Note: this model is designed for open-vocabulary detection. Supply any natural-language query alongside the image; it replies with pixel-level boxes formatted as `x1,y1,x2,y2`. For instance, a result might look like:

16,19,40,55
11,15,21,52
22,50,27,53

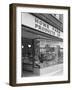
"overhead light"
22,45,24,48
28,44,31,48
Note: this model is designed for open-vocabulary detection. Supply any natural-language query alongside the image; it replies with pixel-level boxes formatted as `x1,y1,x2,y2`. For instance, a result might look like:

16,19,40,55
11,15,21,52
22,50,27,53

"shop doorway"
22,38,35,76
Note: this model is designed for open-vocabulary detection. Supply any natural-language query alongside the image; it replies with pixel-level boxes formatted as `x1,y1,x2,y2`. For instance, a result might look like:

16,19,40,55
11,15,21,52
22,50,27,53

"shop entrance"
22,38,34,58
22,38,35,76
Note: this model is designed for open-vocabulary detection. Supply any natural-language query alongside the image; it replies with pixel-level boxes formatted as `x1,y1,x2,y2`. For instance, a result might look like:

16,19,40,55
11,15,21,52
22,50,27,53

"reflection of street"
40,63,63,76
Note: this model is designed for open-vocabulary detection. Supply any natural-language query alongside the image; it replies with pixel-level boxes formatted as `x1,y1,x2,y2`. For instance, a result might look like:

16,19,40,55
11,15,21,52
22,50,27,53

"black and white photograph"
21,13,63,77
9,4,70,86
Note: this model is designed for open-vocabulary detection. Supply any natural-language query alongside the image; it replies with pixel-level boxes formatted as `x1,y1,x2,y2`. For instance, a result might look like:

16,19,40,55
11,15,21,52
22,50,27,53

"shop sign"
22,13,62,38
35,17,60,37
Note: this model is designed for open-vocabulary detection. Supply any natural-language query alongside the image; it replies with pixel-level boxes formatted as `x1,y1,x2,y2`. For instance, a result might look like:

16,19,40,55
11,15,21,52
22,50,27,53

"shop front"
21,13,63,77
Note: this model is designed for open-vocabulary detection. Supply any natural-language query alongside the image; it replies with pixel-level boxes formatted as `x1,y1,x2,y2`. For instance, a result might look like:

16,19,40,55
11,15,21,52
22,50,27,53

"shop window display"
21,36,63,76
34,39,63,68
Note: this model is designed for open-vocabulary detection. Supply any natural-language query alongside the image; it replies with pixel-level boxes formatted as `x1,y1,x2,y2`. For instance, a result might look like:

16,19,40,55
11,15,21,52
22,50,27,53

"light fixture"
22,45,24,48
28,44,31,48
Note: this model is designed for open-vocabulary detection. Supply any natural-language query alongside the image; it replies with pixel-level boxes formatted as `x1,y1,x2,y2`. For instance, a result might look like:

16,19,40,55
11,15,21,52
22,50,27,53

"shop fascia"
22,13,63,39
35,17,62,38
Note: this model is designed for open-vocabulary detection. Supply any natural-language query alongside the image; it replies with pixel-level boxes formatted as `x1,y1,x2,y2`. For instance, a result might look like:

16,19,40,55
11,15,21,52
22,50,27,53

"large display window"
34,39,63,68
21,27,63,77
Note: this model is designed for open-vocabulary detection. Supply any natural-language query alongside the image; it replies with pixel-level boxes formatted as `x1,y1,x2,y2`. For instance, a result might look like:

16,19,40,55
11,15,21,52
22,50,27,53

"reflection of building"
21,13,63,77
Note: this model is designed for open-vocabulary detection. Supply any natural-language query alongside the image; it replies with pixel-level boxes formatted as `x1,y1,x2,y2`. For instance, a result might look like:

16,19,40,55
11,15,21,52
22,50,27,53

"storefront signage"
35,18,55,36
22,13,63,38
35,17,60,37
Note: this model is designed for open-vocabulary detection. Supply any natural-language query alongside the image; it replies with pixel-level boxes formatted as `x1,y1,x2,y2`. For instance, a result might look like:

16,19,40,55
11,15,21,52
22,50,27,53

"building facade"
21,13,63,77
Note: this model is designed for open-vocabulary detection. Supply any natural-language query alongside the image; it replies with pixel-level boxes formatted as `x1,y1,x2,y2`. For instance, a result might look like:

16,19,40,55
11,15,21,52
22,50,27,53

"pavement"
22,63,63,77
40,63,63,76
